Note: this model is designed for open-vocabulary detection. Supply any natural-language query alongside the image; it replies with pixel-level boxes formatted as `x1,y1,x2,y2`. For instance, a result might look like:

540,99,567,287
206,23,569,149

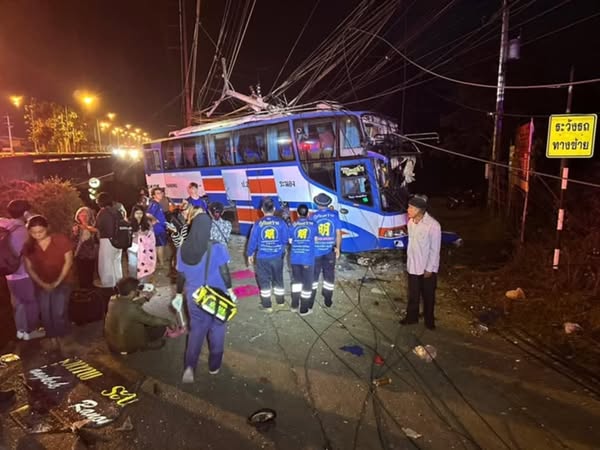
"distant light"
130,149,140,160
277,137,291,144
107,112,116,121
10,95,23,108
88,177,101,188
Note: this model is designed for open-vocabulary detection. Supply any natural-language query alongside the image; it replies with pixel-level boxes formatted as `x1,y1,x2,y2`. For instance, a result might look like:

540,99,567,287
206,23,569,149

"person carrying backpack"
0,200,44,340
96,192,125,288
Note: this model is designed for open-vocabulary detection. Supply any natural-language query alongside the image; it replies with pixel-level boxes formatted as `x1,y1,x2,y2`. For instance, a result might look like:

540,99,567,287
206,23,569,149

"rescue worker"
288,204,317,315
310,193,342,308
247,197,289,312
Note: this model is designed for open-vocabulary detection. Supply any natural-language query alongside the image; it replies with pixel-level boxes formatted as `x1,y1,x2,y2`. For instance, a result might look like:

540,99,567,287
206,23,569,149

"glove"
227,288,237,303
171,293,184,312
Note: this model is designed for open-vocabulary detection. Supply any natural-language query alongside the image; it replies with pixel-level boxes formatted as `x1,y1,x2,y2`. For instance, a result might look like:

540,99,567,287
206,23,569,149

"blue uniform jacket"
289,217,316,266
247,215,289,259
311,209,342,257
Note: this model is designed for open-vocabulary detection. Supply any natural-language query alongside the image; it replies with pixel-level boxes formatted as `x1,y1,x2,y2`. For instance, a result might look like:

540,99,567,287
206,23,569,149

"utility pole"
5,115,14,153
488,0,510,209
553,66,575,271
179,0,192,126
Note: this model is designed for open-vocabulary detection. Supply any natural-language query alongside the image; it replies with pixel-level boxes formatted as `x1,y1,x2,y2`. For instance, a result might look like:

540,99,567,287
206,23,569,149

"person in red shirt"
23,215,74,339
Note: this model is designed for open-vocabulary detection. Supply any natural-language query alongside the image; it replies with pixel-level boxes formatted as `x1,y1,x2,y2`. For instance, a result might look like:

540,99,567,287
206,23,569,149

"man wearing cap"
247,197,289,312
310,193,342,308
288,204,317,315
401,194,441,330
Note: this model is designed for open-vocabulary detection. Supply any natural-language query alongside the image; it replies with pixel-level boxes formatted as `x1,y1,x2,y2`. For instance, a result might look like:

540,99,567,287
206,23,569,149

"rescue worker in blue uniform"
247,197,289,312
288,204,317,315
311,193,342,308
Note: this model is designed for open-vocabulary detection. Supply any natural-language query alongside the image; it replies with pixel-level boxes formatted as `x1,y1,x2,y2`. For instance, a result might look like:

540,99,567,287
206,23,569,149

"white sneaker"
182,367,194,383
16,331,25,340
209,368,220,375
23,329,46,341
299,309,313,317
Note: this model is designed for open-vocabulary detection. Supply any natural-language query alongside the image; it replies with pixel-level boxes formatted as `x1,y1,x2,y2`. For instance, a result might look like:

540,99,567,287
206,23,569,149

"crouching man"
105,277,175,354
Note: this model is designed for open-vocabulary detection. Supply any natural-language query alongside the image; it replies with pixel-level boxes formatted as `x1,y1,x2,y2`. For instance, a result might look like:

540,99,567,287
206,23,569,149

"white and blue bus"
143,105,419,253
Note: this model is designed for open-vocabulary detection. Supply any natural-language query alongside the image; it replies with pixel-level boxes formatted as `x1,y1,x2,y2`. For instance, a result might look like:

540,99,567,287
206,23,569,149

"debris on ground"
340,345,365,357
370,287,386,295
402,427,422,439
564,322,583,334
372,377,392,387
374,355,385,366
247,408,277,432
0,353,21,363
233,285,260,298
357,257,372,266
249,332,264,342
505,288,526,300
115,416,134,432
477,308,502,326
413,345,437,362
470,323,489,337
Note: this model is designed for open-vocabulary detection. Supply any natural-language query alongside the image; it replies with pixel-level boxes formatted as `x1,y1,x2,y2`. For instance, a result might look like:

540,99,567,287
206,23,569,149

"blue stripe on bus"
246,168,274,177
200,168,223,176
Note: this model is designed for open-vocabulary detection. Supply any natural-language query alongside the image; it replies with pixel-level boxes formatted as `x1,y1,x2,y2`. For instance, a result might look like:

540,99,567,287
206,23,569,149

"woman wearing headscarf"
128,204,156,283
172,212,235,383
72,206,98,289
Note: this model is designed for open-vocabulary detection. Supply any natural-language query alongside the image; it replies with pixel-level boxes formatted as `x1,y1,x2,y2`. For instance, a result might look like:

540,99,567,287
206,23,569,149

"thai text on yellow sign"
546,114,596,158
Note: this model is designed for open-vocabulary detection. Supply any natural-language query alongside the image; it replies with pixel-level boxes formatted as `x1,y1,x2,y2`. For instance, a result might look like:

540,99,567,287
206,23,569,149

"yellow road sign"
546,114,596,158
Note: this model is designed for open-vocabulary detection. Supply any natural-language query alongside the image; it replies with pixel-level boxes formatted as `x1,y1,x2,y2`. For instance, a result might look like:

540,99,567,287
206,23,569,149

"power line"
396,133,600,190
350,27,600,90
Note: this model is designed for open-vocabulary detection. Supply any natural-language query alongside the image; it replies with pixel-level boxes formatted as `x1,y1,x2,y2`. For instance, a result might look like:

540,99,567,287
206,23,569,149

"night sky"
1,0,599,139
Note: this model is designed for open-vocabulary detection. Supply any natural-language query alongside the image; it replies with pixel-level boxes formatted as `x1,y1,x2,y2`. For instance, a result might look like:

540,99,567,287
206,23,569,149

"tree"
24,99,88,153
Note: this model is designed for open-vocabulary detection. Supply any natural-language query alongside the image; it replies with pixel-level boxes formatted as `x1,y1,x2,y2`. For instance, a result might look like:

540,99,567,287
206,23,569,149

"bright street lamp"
107,112,116,121
9,95,23,108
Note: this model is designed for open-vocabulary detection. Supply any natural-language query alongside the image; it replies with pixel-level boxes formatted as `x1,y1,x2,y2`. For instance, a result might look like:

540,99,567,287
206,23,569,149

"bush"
0,177,82,235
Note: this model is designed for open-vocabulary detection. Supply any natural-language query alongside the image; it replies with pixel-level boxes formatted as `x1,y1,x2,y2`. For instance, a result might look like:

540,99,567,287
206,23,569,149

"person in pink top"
128,205,156,283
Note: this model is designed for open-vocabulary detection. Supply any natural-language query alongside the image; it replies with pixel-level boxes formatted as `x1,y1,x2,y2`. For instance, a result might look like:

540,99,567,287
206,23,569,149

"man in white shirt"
400,195,441,330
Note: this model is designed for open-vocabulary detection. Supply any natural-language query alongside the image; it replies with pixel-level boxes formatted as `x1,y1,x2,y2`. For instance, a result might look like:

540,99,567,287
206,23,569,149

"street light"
9,95,23,108
107,112,116,121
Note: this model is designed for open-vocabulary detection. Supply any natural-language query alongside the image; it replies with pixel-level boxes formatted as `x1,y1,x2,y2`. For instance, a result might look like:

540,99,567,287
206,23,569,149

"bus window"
144,148,161,171
163,140,183,170
339,116,363,157
294,118,337,160
235,127,267,164
339,163,373,206
213,133,233,166
267,123,293,161
301,160,336,191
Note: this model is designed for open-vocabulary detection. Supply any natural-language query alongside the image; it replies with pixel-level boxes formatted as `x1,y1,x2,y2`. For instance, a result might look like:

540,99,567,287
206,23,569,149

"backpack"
0,225,21,276
109,211,133,250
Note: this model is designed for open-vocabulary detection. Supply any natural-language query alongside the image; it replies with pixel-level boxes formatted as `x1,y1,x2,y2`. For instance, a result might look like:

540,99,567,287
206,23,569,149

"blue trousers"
312,250,336,307
7,277,39,333
184,298,227,372
38,283,71,337
291,264,314,312
255,256,285,307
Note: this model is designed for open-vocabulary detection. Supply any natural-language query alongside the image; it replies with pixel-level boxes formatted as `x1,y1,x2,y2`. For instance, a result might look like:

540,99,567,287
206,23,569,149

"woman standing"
128,205,156,283
23,215,74,338
96,192,122,288
72,207,98,289
173,214,235,383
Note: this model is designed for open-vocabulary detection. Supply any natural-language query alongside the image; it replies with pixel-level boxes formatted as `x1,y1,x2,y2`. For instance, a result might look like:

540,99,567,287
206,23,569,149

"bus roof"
151,107,377,144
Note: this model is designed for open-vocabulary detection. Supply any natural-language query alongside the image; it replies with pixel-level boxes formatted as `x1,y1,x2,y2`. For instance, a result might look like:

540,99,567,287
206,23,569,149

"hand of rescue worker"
424,271,433,279
227,288,237,302
171,293,184,312
335,247,341,259
248,255,255,266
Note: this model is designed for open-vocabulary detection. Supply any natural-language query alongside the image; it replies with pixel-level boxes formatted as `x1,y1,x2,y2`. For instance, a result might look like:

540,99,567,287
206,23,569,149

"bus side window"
294,118,337,160
236,127,267,164
182,138,197,167
214,133,233,166
144,148,161,171
267,124,293,161
339,164,373,206
196,136,208,166
162,141,183,170
339,116,362,157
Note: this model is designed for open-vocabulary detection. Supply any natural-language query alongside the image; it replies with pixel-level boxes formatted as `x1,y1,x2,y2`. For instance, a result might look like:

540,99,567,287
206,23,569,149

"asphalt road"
1,235,599,449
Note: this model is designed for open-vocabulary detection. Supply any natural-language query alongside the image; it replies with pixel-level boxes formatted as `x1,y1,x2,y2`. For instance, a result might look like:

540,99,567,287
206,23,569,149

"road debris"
402,427,422,439
0,353,21,363
374,355,385,366
340,345,364,357
249,332,264,342
357,257,372,266
370,287,386,295
505,288,526,300
372,377,392,387
248,408,277,432
564,322,583,334
115,416,134,432
413,345,437,362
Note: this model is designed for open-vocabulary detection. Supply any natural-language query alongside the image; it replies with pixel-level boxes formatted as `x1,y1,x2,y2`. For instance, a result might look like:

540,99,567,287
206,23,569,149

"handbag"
192,242,237,322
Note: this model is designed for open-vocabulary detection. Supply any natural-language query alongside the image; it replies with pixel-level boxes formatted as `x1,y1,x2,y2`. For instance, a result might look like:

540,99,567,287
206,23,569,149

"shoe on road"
182,367,194,383
23,329,46,341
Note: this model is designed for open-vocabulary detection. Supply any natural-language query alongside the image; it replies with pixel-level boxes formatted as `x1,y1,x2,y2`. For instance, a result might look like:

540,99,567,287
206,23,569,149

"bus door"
334,160,380,252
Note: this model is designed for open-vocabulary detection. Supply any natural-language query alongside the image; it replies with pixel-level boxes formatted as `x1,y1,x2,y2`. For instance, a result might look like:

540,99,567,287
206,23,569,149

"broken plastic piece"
340,345,364,357
372,377,392,387
374,355,385,366
116,416,134,432
564,322,583,334
402,427,422,439
505,288,526,300
413,345,437,362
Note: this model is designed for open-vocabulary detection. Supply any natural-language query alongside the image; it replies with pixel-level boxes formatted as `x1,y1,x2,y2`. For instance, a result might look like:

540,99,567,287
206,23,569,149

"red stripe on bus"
203,178,225,191
248,178,277,194
237,208,261,222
